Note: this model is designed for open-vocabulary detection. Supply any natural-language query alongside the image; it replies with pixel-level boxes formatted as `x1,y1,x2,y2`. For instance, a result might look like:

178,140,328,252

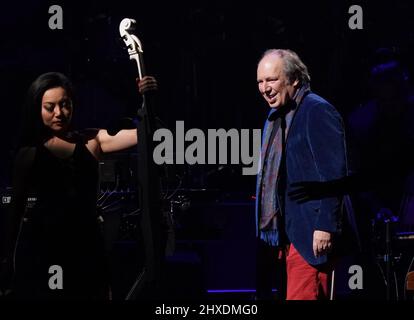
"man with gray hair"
255,49,347,299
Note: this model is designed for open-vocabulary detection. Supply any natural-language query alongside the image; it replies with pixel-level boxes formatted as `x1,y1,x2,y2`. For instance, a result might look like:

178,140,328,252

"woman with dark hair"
0,72,157,299
19,72,76,147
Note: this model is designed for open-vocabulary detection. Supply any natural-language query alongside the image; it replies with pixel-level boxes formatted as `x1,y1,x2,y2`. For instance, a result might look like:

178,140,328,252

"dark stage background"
1,0,414,300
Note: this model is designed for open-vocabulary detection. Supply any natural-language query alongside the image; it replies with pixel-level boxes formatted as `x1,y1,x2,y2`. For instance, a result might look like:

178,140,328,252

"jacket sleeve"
306,103,347,233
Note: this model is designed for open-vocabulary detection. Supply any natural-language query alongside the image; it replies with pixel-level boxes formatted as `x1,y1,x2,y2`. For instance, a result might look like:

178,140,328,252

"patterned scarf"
258,84,310,246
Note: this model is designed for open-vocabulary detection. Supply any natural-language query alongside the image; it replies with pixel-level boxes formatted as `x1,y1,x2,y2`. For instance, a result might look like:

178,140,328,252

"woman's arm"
96,76,159,154
96,129,138,153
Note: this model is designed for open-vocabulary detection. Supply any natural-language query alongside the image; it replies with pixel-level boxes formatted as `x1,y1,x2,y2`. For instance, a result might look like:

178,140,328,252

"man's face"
257,54,298,108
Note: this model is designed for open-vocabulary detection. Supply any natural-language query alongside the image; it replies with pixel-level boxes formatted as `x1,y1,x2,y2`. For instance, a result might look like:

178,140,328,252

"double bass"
119,18,163,300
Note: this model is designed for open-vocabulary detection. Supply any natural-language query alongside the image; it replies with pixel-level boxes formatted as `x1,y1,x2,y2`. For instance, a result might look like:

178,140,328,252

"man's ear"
293,79,300,88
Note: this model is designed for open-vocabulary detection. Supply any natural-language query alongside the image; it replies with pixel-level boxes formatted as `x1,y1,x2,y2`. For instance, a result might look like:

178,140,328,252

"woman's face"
41,87,73,133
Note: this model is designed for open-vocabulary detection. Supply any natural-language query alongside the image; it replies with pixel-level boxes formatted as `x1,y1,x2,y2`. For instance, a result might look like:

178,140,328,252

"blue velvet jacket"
256,92,347,265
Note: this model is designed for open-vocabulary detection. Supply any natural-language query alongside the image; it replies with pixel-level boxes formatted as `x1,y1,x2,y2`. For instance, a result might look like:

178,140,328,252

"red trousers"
285,244,333,300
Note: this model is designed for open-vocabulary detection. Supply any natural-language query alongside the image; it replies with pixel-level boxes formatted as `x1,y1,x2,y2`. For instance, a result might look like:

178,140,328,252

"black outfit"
13,140,108,299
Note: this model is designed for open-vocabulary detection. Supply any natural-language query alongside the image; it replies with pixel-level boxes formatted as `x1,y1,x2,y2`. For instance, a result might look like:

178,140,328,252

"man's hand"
313,230,332,257
136,75,158,95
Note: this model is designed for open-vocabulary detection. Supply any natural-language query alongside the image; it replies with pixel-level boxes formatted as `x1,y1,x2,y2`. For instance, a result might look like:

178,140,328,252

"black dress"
14,141,108,299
